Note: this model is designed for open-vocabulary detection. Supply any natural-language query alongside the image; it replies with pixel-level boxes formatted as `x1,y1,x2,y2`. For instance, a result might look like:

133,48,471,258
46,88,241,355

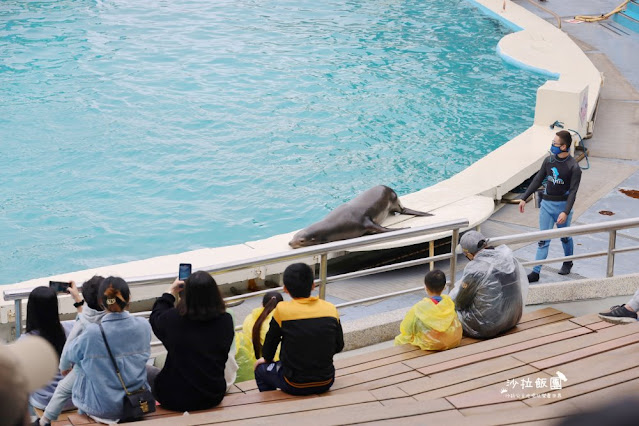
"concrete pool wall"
0,0,602,326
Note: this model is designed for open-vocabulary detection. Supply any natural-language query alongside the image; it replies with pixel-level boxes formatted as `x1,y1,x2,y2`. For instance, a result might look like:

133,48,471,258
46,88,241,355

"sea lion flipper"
400,207,433,217
363,218,394,234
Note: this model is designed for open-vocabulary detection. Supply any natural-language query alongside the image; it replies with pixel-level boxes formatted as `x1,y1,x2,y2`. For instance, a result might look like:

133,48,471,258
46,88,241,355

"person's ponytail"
252,292,283,358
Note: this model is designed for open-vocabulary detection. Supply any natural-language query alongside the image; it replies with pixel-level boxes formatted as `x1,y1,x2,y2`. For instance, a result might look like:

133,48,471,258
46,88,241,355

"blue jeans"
534,200,573,273
43,368,76,420
255,362,334,396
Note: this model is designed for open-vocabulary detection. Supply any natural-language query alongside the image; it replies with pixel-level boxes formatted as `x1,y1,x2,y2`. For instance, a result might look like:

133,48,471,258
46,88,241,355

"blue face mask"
550,145,562,155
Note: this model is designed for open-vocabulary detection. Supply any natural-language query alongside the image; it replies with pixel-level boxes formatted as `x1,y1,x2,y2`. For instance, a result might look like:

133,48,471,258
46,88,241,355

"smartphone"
49,281,70,293
178,263,192,281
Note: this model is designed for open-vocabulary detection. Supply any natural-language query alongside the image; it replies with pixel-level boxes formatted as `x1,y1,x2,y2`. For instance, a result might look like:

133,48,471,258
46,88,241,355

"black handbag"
99,323,156,422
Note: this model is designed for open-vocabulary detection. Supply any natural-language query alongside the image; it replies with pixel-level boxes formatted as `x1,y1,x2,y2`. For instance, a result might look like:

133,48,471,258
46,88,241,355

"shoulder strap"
99,323,130,394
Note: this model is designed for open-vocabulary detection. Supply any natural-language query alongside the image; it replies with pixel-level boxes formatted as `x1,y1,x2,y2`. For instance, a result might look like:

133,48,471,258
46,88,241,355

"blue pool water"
0,0,548,285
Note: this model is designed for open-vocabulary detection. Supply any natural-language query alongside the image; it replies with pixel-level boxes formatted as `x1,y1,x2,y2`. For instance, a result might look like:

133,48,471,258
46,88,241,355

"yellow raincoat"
394,295,462,351
235,307,281,382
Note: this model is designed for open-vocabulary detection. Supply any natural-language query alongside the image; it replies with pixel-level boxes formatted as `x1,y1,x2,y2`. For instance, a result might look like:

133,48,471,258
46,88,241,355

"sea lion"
288,185,433,248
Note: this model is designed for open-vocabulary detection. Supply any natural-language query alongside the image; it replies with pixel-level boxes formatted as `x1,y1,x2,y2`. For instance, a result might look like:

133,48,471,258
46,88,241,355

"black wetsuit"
521,155,582,215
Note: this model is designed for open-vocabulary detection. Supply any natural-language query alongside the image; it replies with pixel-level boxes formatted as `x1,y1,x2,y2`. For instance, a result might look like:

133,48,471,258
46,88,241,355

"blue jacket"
60,306,107,371
66,311,151,421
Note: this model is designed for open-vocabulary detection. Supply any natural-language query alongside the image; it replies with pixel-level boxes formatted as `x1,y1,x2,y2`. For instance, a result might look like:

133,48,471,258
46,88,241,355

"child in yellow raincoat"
395,269,462,351
235,291,283,382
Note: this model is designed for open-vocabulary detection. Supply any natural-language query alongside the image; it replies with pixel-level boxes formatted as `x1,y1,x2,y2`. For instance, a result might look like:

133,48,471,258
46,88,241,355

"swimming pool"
0,0,548,285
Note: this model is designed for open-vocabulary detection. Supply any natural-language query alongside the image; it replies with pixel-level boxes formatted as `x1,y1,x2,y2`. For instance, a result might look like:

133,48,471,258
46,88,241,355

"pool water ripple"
0,0,548,284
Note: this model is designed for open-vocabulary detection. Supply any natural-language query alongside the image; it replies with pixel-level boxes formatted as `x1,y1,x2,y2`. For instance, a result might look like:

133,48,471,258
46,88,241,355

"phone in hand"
49,281,71,294
178,263,192,281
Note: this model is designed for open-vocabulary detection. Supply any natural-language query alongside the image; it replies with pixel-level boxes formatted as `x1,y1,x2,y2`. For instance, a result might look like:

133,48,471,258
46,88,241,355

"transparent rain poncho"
451,245,528,339
395,295,463,351
234,307,280,383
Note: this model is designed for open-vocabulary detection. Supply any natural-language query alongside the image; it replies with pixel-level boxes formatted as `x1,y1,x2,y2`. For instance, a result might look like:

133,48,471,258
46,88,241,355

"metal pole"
14,299,21,339
607,230,616,277
429,240,435,271
449,228,460,291
319,253,328,300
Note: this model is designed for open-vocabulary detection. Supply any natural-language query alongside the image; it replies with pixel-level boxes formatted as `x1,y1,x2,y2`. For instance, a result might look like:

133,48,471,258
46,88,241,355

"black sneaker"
527,272,539,283
558,261,573,275
598,305,638,324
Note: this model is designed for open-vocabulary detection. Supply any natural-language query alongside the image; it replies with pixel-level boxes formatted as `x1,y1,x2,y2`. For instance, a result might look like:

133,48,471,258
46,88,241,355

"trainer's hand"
518,200,526,213
254,357,266,370
557,212,568,225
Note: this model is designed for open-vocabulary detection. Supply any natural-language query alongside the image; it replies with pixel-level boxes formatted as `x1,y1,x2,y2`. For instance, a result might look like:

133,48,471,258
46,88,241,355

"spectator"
37,276,106,426
0,336,58,426
23,286,77,415
395,269,462,351
254,263,344,395
235,291,284,382
452,231,528,338
598,288,639,324
66,277,151,423
147,271,236,412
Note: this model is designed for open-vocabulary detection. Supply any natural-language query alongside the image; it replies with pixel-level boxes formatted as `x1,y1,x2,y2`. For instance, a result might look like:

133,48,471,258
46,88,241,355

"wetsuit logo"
549,167,564,185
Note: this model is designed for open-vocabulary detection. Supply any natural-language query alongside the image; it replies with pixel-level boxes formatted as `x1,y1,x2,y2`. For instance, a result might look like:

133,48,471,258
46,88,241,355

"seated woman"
66,277,152,423
147,271,235,412
235,291,283,382
37,276,106,426
23,285,77,415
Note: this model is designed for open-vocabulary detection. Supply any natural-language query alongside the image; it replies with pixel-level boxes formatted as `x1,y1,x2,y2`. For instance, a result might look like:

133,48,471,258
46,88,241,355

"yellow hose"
574,0,629,22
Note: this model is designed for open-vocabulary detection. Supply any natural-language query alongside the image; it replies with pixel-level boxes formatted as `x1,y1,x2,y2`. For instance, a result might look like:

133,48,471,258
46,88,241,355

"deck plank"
537,342,639,384
557,378,639,411
569,313,606,326
330,371,424,393
530,332,639,370
356,409,465,425
458,400,529,416
398,355,527,396
218,390,316,408
332,362,415,391
445,370,555,409
501,313,573,335
416,327,592,376
404,320,583,370
336,349,431,377
585,321,616,331
135,391,379,425
413,365,541,402
512,321,639,364
525,365,639,407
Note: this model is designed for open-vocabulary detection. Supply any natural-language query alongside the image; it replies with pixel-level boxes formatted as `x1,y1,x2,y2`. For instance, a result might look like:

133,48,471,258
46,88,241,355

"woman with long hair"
66,277,152,423
148,271,235,412
24,285,78,413
235,291,283,382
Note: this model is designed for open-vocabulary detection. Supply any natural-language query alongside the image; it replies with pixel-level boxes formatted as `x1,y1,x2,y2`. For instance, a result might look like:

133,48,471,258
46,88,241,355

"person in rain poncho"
452,231,528,339
395,269,462,351
235,291,283,382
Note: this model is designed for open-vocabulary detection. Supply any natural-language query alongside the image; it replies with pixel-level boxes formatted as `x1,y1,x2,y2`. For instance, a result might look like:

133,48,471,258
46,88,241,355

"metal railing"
518,0,562,29
8,216,639,340
487,217,639,275
5,218,468,338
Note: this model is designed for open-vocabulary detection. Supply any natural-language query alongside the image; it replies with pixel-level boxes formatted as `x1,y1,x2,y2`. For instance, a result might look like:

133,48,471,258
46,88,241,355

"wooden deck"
53,308,639,425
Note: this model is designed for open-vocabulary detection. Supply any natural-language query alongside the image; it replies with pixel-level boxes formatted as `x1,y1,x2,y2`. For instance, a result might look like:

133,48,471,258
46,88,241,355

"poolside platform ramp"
53,307,639,425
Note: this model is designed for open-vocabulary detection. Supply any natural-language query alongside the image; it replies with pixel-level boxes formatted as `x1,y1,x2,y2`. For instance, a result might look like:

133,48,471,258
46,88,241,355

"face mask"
550,145,562,155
